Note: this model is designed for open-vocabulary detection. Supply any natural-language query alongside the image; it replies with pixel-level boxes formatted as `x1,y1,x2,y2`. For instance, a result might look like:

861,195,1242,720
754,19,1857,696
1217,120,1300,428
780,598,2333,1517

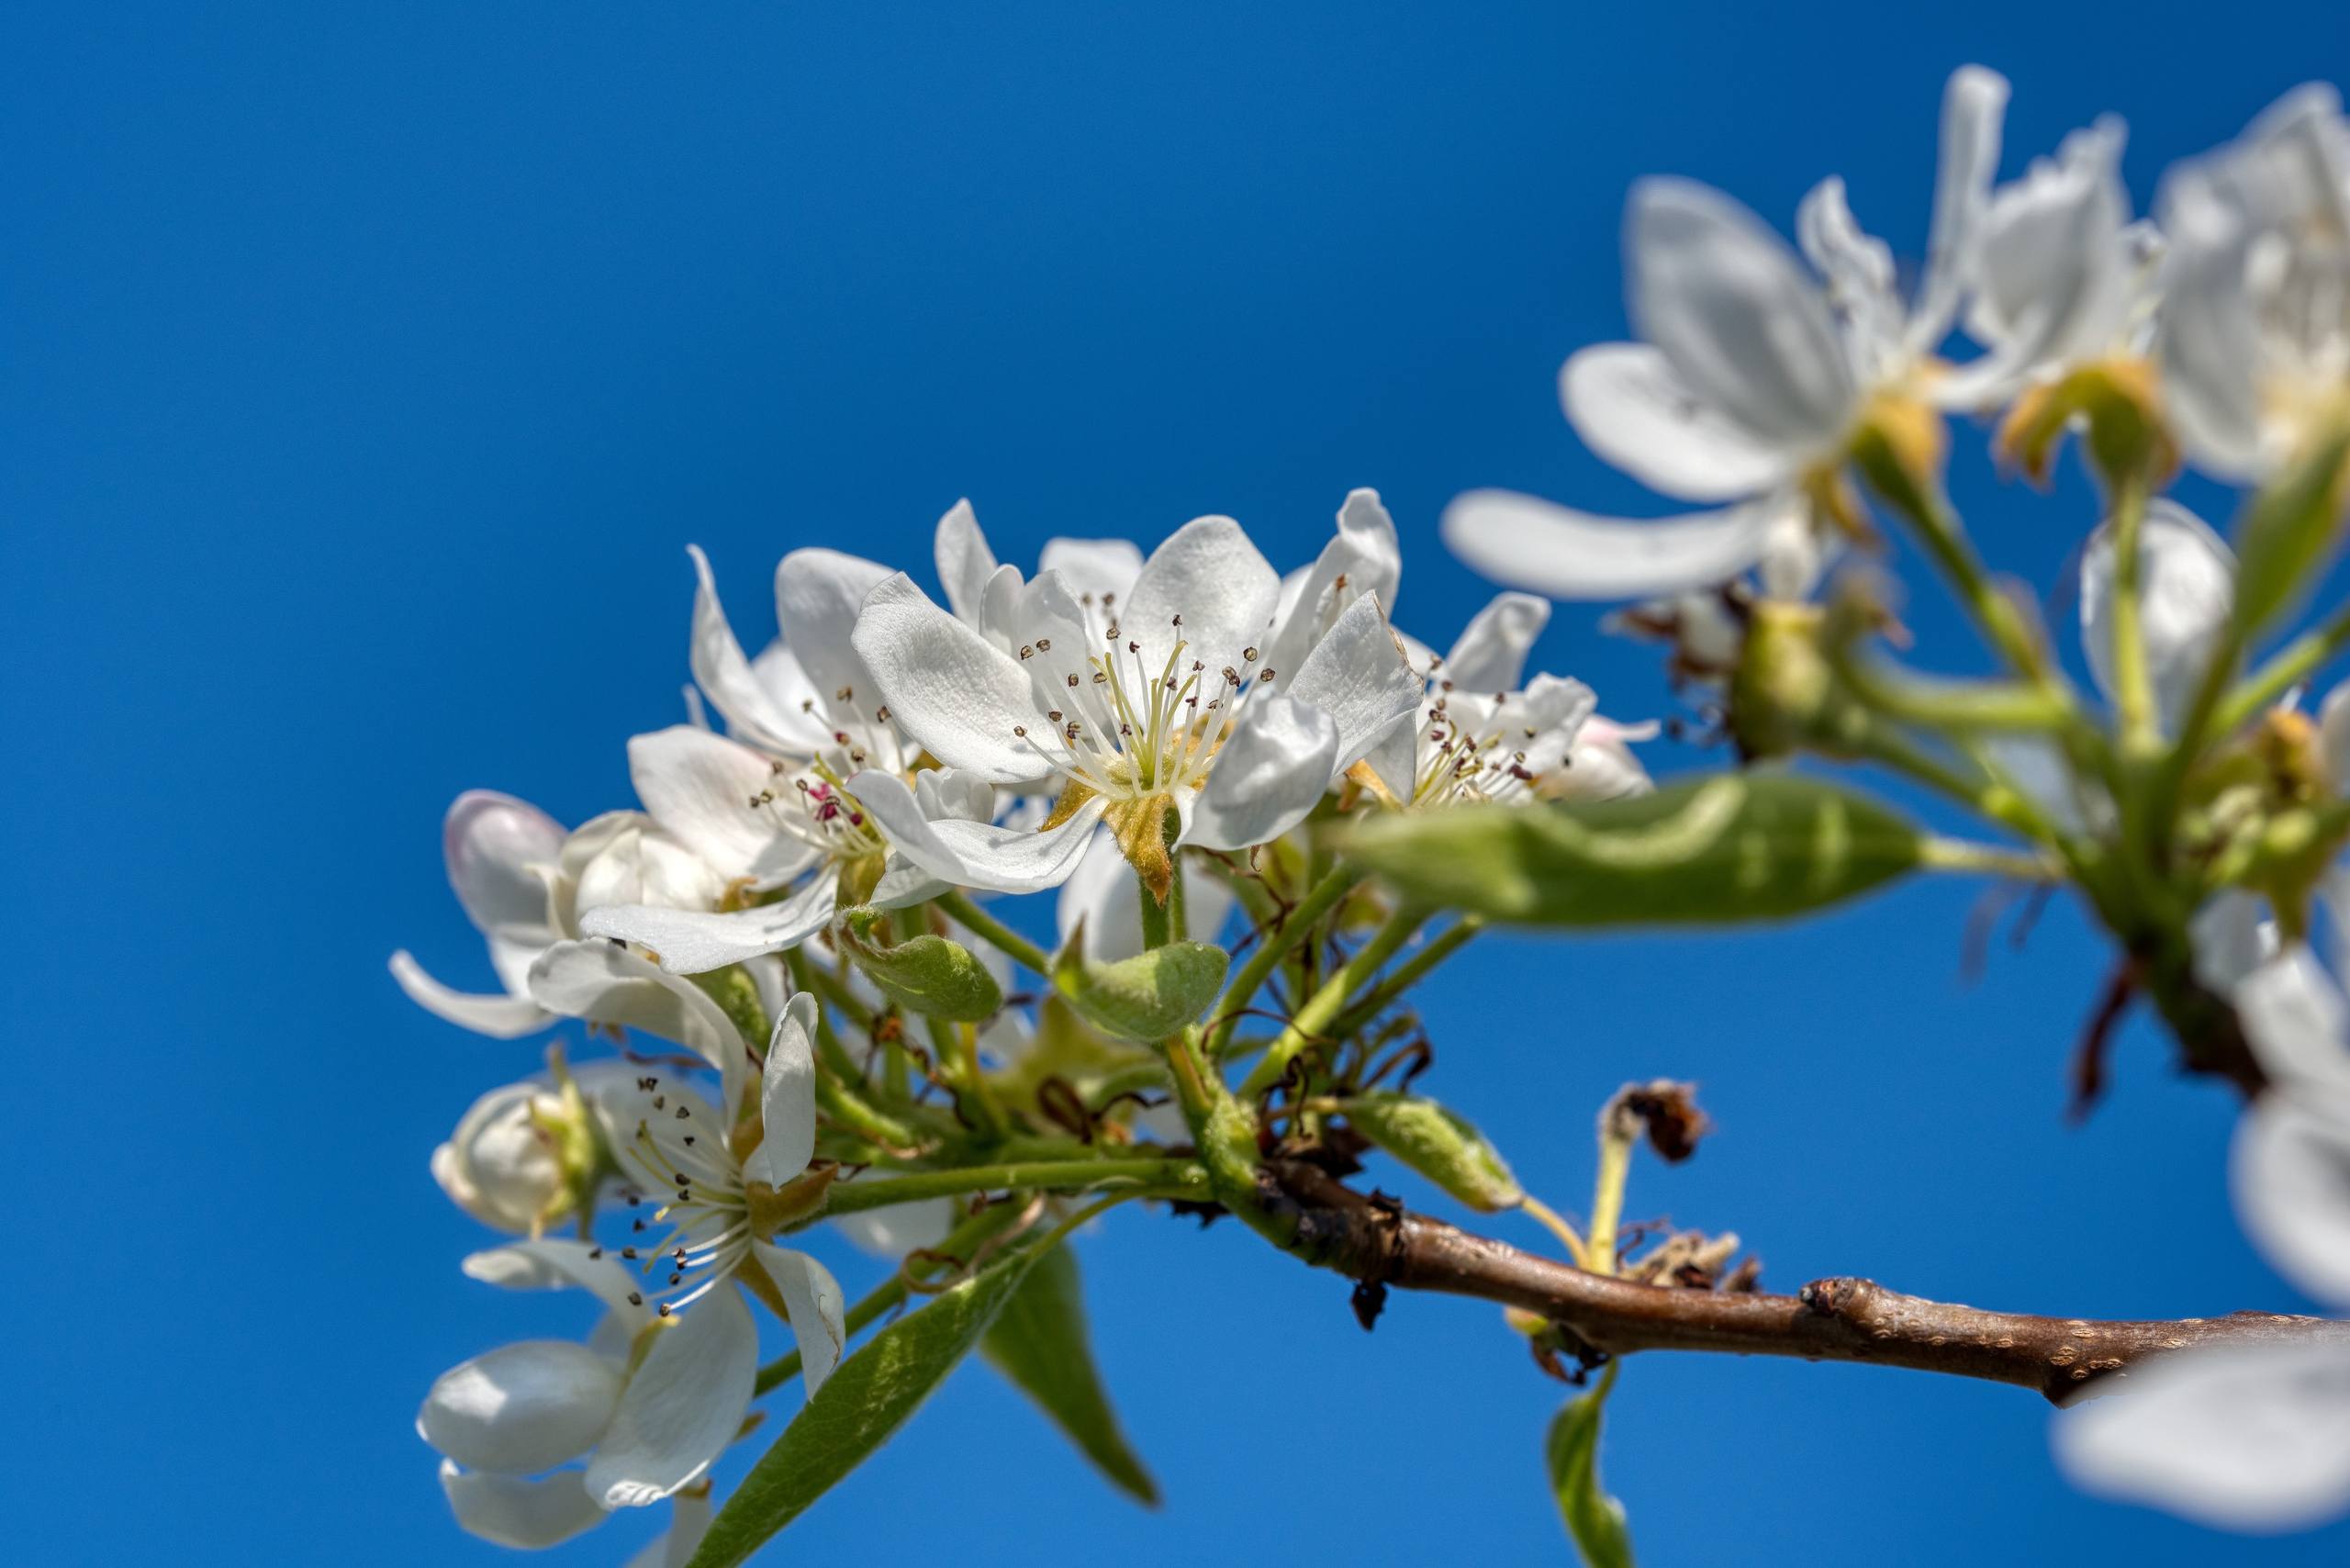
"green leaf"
1340,772,1924,928
1342,1092,1522,1213
1547,1363,1635,1568
1050,921,1228,1042
835,906,1003,1023
2232,428,2350,636
687,1245,1045,1568
980,1242,1161,1506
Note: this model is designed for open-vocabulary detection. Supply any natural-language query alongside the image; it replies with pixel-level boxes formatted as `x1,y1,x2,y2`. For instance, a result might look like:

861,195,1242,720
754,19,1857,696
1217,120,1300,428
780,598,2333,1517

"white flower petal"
1796,177,1904,355
581,873,840,976
1184,694,1341,852
587,1288,759,1510
753,1242,848,1395
849,769,1104,893
749,993,819,1188
2238,947,2350,1094
1037,535,1145,604
526,940,749,1103
1909,64,2011,351
2079,499,2235,734
388,951,551,1037
1561,342,1800,502
2191,891,2276,996
1443,489,1777,601
628,726,818,885
2053,1341,2350,1531
1283,593,1423,773
1953,118,2130,404
1629,177,1854,453
1440,592,1550,693
419,1340,624,1474
2320,680,2349,792
685,546,830,755
1121,515,1281,678
2235,1095,2350,1309
439,1462,610,1551
444,790,565,941
1550,713,1657,802
2155,169,2267,480
463,1238,657,1332
853,575,1054,785
1260,490,1406,689
775,547,896,730
933,498,1000,626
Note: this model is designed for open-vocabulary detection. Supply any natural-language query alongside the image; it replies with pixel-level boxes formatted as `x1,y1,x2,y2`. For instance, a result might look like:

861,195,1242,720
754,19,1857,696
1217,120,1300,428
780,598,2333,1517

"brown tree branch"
1258,1160,2348,1404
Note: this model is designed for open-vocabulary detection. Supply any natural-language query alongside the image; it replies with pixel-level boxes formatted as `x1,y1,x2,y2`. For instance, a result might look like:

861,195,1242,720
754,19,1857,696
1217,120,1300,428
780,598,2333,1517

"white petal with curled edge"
1796,178,1902,354
2080,500,2235,733
2154,168,2266,480
1909,64,2010,351
526,940,749,1103
464,1239,658,1332
419,1340,625,1474
754,1242,849,1395
1444,489,1778,602
1039,535,1145,605
1261,489,1406,689
934,498,1000,625
388,951,551,1037
1561,342,1799,501
1440,592,1550,694
849,768,1105,893
1184,695,1340,852
581,872,840,976
627,726,818,886
2235,1095,2350,1309
853,574,1054,785
445,790,565,941
1120,515,1281,678
685,545,826,755
1629,178,1854,453
588,1287,759,1510
2237,947,2350,1093
1284,594,1423,774
915,767,997,825
2053,1341,2350,1531
749,992,819,1187
775,546,895,728
440,1461,610,1551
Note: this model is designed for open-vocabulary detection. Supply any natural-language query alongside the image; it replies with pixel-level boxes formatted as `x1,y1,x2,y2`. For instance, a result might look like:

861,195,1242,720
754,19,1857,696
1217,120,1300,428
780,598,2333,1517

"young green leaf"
1547,1363,1634,1568
686,1246,1045,1568
980,1241,1161,1506
1339,773,1924,927
834,906,1004,1023
1051,919,1228,1042
1342,1092,1523,1212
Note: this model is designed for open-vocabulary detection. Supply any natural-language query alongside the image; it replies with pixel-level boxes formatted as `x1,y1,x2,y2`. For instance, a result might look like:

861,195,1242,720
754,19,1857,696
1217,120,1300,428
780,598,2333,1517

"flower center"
603,1075,752,1318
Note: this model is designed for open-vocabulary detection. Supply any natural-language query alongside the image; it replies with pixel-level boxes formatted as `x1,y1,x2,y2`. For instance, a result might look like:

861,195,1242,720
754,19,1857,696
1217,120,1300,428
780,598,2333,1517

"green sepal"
834,906,1003,1023
1342,1091,1523,1213
1050,919,1228,1043
1339,772,1925,928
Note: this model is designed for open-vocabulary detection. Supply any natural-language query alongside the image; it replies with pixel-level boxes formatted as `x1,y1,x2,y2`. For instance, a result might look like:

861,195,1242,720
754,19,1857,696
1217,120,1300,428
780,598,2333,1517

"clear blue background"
8,4,2345,1563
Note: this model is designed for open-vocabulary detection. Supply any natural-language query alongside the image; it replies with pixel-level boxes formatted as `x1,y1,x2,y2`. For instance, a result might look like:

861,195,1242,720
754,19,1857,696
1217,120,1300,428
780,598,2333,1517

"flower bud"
432,1074,602,1234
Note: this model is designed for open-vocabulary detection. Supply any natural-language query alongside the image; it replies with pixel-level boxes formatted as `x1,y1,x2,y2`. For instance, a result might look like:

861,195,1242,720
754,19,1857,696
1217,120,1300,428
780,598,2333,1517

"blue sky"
8,4,2346,1562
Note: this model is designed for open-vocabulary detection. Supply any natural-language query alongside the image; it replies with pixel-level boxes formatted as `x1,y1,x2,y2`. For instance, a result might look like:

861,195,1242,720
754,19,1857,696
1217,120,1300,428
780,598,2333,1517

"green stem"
753,1196,1033,1394
1919,837,2060,882
796,954,877,1032
2107,472,2161,756
1586,1107,1635,1279
1237,902,1431,1099
934,890,1050,974
2211,600,2350,737
811,1157,1209,1217
1203,862,1364,1060
1326,916,1483,1036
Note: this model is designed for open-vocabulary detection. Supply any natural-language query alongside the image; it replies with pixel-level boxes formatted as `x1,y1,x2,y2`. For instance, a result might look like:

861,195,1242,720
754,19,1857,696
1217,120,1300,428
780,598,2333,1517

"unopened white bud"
432,1081,584,1234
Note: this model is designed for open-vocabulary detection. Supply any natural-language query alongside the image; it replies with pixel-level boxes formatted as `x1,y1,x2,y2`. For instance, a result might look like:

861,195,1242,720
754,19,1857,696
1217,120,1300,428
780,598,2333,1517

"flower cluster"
395,494,1645,1555
396,60,2350,1556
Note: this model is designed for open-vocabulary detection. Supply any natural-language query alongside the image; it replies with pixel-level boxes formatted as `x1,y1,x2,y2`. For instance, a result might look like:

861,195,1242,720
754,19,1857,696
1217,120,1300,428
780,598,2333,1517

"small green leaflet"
685,1244,1045,1568
1547,1363,1634,1568
981,1241,1160,1506
1343,772,1924,928
834,906,1004,1023
1342,1092,1523,1213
